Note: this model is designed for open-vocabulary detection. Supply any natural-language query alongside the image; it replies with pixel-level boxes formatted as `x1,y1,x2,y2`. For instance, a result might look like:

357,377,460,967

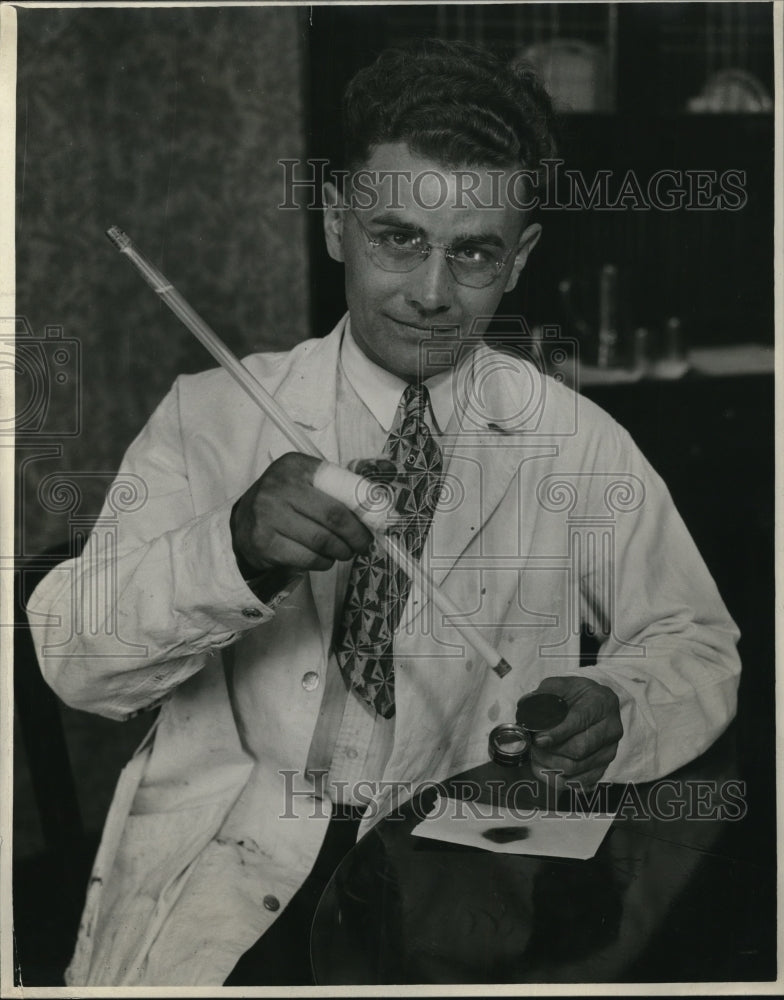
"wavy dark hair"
342,39,559,177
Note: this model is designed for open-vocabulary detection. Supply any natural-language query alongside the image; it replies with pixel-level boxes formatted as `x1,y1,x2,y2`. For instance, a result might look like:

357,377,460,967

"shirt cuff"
172,501,283,633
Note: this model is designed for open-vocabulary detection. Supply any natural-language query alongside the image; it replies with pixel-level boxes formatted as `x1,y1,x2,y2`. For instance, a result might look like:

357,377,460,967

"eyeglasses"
348,210,516,289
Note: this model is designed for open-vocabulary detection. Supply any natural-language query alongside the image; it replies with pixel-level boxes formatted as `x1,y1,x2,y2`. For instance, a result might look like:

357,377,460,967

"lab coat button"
263,894,280,912
302,671,320,691
242,607,262,619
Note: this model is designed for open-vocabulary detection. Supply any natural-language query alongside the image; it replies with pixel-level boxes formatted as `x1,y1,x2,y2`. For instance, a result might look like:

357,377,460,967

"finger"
258,529,336,572
290,489,375,554
560,767,609,792
278,509,360,564
535,690,621,749
267,452,324,487
535,717,622,761
531,740,617,779
534,703,606,748
247,506,358,569
348,457,399,483
253,484,372,557
531,744,616,784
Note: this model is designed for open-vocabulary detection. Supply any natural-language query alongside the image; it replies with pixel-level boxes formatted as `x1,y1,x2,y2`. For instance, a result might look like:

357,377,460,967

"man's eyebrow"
452,230,507,249
364,212,508,248
364,212,423,232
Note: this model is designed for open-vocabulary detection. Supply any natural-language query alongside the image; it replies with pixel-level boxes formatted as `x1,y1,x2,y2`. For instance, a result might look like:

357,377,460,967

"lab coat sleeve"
574,418,741,782
27,377,274,721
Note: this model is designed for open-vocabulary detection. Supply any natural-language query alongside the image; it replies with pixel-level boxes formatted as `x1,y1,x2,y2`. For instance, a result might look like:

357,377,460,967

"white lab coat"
29,317,740,985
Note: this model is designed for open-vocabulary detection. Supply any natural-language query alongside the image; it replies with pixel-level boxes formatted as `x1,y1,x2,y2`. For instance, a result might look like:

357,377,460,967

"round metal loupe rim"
488,723,530,766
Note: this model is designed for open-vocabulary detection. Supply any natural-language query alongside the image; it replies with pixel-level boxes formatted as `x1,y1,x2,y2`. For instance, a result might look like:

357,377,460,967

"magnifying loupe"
488,692,569,766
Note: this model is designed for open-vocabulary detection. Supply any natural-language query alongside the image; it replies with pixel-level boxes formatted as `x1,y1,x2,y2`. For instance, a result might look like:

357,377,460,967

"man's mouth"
385,315,441,332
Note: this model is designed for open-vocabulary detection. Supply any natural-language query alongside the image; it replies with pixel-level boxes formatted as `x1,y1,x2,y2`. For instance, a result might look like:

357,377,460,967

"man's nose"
405,248,454,314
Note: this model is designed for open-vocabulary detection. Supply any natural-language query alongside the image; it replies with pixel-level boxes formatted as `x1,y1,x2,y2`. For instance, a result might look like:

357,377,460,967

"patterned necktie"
335,383,444,718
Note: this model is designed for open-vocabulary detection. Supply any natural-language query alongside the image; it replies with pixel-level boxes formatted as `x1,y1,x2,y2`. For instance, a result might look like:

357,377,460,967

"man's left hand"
528,676,623,789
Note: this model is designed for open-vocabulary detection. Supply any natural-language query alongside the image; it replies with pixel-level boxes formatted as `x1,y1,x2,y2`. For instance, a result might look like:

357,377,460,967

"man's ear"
323,181,345,263
504,222,542,294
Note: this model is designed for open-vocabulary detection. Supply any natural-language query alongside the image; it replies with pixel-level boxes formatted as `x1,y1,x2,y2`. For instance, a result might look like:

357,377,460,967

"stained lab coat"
29,317,740,984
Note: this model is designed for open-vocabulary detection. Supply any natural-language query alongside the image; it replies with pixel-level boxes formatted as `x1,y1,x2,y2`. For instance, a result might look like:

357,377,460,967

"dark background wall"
307,2,774,351
15,5,310,560
13,4,310,861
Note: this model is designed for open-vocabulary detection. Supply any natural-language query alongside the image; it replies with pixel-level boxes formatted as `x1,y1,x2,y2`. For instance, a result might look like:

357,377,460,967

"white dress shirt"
305,320,456,803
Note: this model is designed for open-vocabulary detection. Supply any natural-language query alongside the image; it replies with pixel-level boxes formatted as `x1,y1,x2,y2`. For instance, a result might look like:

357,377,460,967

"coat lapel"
254,317,345,467
408,345,559,621
429,433,528,584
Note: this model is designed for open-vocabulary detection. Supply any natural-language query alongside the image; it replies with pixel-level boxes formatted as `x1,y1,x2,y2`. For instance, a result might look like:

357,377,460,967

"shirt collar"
340,316,456,434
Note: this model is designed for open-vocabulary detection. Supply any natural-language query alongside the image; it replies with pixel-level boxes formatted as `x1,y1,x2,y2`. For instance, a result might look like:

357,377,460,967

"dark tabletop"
311,726,776,985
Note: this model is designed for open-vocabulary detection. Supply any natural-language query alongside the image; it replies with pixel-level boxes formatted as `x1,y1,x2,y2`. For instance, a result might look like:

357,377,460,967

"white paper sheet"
411,794,617,859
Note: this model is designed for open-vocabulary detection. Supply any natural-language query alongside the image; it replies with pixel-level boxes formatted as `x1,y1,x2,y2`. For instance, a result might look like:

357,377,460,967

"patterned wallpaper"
15,6,309,557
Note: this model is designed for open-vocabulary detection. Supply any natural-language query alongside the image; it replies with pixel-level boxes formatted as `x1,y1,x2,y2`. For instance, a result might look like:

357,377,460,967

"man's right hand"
230,452,375,574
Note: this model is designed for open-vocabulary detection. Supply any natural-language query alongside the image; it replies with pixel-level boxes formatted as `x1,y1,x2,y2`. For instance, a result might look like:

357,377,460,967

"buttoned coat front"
30,318,741,985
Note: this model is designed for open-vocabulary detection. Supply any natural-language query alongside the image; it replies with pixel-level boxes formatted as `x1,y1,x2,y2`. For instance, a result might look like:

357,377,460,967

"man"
29,41,740,986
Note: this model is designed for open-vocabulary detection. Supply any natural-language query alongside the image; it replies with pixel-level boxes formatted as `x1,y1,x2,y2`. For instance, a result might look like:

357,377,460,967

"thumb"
347,457,399,483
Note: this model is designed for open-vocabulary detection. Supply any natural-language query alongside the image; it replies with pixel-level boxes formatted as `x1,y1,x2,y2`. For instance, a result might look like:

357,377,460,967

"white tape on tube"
312,461,395,533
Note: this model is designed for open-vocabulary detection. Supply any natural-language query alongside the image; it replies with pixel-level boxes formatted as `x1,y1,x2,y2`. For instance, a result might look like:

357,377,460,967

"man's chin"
394,357,454,383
